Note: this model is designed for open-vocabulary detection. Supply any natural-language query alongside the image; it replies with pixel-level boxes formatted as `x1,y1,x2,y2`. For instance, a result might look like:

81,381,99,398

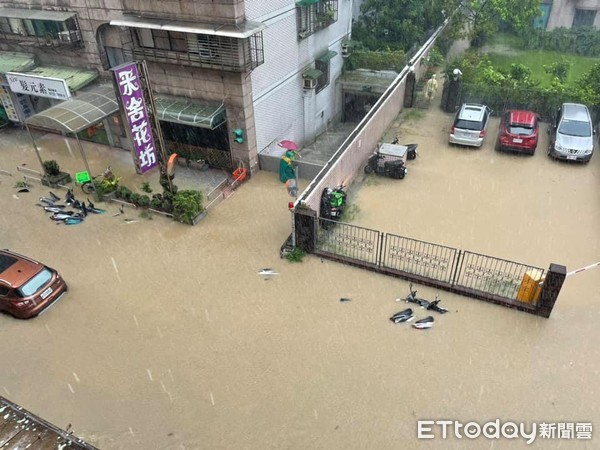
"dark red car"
495,110,539,154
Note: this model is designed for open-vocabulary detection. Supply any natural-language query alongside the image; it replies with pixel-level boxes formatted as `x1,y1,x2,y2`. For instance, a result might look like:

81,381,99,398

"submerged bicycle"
81,166,120,195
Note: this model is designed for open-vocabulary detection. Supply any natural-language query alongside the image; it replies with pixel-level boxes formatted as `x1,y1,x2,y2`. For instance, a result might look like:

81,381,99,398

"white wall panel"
251,14,300,98
245,0,294,20
254,78,305,154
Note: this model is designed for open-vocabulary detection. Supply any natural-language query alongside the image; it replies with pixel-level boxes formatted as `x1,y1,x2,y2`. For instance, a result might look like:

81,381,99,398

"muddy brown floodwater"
0,98,599,450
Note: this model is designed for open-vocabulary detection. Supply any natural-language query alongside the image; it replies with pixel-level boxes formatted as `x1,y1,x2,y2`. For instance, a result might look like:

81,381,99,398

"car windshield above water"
17,268,52,297
558,119,592,137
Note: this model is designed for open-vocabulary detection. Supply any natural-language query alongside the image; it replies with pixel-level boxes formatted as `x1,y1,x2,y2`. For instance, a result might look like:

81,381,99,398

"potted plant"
172,189,206,225
41,160,72,187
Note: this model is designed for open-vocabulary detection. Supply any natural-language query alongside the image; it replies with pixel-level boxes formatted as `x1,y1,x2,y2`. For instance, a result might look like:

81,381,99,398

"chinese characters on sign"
5,73,71,100
0,85,33,122
113,63,159,174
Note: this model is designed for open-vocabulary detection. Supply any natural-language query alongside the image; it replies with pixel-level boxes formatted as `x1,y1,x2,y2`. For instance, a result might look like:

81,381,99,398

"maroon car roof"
508,110,536,126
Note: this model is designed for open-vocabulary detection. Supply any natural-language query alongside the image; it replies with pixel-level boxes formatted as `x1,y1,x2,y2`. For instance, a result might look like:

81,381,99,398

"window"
190,35,220,59
297,0,339,39
572,9,596,27
315,60,329,93
130,28,264,72
0,13,81,45
0,285,9,296
315,50,337,93
135,29,187,52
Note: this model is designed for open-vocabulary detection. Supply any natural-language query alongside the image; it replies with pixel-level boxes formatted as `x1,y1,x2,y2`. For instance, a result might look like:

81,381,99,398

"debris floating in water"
412,316,434,329
258,268,279,276
390,308,414,323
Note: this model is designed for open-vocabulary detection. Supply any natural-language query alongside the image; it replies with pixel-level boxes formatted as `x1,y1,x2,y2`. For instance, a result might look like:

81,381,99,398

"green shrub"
427,47,444,67
42,160,61,176
347,49,406,72
137,194,151,208
544,58,572,84
285,247,306,263
519,27,600,57
115,185,133,201
141,181,152,193
129,193,141,205
150,197,163,210
172,190,204,224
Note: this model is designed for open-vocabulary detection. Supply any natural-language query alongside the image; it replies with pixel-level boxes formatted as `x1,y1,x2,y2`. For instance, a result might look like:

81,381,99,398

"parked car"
0,249,67,319
495,110,539,154
449,103,492,147
548,103,595,163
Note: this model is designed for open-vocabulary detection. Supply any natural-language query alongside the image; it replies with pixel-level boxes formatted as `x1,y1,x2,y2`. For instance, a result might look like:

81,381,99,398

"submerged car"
449,103,491,147
548,103,595,163
0,249,67,319
495,110,539,154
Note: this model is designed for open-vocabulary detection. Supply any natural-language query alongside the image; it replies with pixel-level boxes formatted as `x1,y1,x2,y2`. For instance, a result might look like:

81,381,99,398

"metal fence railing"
312,219,546,306
453,251,544,300
316,219,381,266
381,233,459,284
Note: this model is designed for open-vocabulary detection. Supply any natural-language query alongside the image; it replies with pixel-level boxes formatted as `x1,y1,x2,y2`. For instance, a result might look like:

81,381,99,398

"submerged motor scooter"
319,185,347,229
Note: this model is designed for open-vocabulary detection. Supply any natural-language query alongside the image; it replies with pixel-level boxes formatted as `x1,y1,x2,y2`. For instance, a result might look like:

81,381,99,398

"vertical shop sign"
112,62,159,174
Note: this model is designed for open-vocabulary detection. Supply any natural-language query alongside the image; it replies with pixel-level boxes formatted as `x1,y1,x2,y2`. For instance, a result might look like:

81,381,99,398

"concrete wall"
122,0,244,23
295,24,441,214
247,0,352,160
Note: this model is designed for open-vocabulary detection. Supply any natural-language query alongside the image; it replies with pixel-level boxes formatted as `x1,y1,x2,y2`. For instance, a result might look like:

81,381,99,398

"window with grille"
572,9,596,27
315,59,330,93
130,29,264,72
296,0,338,40
0,15,81,44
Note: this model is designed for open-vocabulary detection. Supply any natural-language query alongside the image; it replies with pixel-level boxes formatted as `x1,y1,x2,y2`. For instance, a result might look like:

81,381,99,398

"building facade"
541,0,600,29
0,0,353,174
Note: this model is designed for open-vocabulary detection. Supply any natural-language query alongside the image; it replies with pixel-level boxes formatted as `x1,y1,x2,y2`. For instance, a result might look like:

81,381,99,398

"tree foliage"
543,58,572,84
465,0,541,46
353,0,461,51
447,51,600,119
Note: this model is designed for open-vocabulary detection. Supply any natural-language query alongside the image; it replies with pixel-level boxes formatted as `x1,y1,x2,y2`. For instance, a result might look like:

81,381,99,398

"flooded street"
1,117,599,450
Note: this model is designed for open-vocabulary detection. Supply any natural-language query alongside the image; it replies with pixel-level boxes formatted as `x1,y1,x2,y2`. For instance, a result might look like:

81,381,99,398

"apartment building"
0,0,352,174
538,0,600,29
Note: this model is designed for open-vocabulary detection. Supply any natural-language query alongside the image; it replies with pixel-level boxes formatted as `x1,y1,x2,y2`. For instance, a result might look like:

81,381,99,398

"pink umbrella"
279,140,299,151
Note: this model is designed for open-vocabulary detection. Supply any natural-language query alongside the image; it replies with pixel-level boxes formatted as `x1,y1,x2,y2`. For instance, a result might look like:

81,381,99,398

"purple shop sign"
113,62,159,174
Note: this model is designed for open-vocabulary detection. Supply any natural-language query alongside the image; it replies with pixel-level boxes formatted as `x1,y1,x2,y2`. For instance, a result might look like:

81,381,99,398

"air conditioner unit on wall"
303,78,317,89
58,30,80,43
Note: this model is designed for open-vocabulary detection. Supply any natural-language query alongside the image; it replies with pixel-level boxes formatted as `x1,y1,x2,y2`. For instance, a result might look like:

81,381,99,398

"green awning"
24,65,99,92
155,96,226,129
317,50,338,63
302,69,323,80
0,52,36,75
0,7,76,21
296,0,319,6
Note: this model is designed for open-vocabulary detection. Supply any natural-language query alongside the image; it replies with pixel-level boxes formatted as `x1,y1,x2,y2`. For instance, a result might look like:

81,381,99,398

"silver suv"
449,103,491,147
548,103,594,163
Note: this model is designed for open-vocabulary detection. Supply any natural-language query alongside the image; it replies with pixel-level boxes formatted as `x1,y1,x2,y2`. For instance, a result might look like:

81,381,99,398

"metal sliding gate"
314,218,553,314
